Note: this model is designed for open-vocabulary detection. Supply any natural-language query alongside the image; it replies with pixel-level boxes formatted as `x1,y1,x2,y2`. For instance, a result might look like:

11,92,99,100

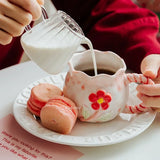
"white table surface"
1,61,160,160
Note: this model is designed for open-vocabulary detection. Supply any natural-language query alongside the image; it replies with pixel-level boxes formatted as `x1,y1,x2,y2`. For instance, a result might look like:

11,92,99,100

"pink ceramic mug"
63,50,154,122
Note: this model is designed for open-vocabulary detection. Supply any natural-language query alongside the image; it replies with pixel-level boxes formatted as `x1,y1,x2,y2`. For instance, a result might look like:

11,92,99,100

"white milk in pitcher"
21,20,97,75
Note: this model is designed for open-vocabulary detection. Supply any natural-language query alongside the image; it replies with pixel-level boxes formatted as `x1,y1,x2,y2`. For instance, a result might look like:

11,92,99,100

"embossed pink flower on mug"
88,90,112,110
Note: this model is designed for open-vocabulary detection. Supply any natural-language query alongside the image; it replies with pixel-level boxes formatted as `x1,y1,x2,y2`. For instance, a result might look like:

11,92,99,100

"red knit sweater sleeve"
87,0,160,72
0,36,23,69
0,21,35,70
1,0,160,72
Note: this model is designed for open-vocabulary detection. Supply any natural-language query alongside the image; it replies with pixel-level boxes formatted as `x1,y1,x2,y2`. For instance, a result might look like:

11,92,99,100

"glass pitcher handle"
25,6,48,32
57,10,84,36
41,6,49,20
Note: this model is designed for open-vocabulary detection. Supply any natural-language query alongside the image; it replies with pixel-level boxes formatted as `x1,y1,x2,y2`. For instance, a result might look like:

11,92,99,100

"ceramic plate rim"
13,72,156,147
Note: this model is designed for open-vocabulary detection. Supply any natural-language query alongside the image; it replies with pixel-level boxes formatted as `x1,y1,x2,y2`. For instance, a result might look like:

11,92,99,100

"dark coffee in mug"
82,68,115,76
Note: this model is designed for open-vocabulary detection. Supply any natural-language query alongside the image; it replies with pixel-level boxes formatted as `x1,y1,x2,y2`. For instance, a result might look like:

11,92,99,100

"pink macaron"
27,83,63,116
40,96,78,134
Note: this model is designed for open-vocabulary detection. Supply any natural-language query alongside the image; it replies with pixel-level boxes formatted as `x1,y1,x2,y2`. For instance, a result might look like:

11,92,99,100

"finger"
1,2,32,26
0,30,12,45
141,54,160,79
37,0,44,5
137,93,160,108
0,14,25,37
137,84,160,96
8,0,42,20
153,69,160,84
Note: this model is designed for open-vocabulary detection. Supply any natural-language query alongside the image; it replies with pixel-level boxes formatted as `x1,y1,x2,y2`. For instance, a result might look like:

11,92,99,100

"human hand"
137,54,160,108
137,0,160,13
0,0,44,45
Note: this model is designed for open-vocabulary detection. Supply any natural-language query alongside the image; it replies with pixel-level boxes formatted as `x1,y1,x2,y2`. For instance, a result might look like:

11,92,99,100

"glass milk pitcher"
21,10,87,74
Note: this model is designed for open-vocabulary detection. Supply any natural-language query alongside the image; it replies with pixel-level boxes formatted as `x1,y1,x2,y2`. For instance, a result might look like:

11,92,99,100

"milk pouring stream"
21,10,97,75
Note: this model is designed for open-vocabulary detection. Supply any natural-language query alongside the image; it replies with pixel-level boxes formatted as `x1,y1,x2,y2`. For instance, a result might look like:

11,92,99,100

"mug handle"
123,73,154,114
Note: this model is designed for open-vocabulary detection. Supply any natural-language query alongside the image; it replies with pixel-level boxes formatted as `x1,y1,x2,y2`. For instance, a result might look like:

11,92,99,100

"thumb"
141,54,160,79
37,0,44,5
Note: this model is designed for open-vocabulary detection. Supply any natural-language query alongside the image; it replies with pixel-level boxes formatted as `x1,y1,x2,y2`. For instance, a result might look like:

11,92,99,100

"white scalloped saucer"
13,72,156,147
